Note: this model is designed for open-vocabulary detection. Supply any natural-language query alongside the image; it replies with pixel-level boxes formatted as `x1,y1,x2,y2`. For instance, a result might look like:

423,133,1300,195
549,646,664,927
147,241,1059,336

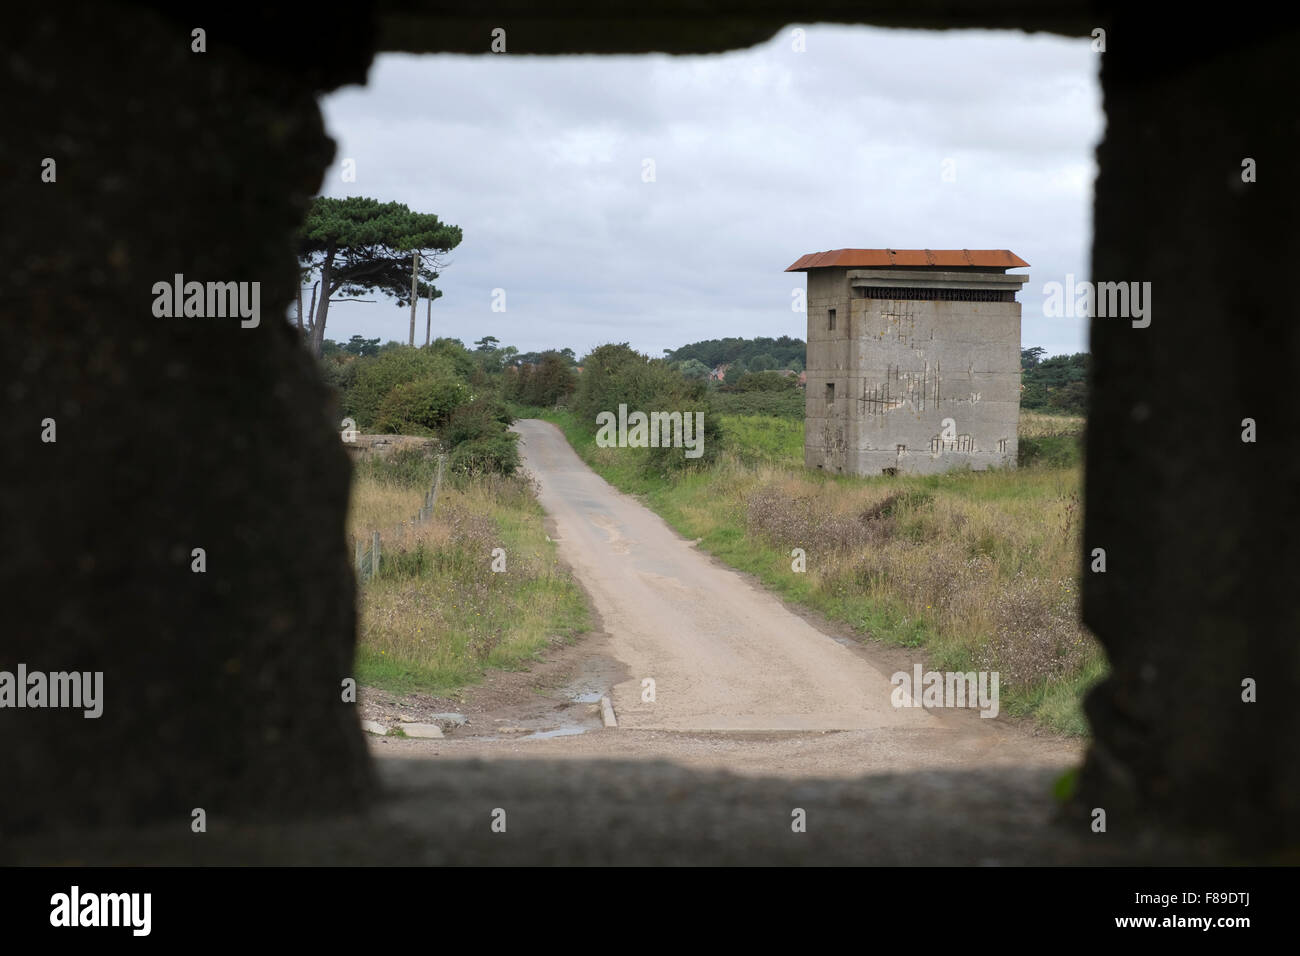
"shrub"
504,352,576,408
1019,434,1082,468
347,348,463,429
426,338,477,381
710,388,804,419
449,431,521,476
643,401,722,474
444,395,514,446
571,343,650,425
574,343,722,474
527,352,577,407
319,354,359,396
505,363,533,403
732,370,798,392
373,376,471,434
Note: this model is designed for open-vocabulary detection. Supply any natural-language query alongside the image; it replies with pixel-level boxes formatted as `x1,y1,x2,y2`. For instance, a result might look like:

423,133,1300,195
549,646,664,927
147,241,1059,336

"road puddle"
527,725,589,740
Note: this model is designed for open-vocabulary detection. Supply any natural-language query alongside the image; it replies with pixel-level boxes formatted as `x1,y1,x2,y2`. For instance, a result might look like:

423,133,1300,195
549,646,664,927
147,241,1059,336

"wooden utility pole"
408,249,419,347
425,291,432,346
305,280,319,346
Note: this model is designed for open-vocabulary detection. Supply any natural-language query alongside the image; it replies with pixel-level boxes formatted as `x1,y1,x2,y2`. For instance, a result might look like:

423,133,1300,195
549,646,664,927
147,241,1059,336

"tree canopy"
665,336,805,372
298,196,462,355
1021,349,1088,413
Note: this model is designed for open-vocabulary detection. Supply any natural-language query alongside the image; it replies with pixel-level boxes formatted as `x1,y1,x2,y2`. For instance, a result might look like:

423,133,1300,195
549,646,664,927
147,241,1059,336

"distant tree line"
504,351,578,408
512,347,578,368
1020,347,1088,414
664,335,806,380
667,338,1088,414
313,333,1086,475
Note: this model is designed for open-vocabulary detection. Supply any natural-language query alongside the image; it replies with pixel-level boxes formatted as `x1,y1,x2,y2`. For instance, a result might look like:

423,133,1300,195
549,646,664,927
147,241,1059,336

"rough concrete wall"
373,1,1098,54
803,268,852,471
345,435,439,462
849,297,1020,475
802,270,1020,476
1074,15,1300,849
3,2,376,830
6,760,1220,865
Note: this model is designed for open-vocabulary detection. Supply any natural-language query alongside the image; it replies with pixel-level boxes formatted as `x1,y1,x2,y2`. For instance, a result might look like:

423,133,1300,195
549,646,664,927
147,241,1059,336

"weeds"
348,464,588,694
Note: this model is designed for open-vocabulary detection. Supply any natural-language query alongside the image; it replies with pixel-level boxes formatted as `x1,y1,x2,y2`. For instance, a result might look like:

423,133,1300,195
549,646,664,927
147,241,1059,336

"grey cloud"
316,25,1100,358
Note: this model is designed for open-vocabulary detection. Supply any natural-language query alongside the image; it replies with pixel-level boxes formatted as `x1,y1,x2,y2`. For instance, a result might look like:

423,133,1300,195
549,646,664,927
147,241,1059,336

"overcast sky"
315,25,1101,359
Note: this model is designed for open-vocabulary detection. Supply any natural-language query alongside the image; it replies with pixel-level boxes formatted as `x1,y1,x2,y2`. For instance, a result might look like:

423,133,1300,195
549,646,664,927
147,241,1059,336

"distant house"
797,370,807,389
708,363,730,382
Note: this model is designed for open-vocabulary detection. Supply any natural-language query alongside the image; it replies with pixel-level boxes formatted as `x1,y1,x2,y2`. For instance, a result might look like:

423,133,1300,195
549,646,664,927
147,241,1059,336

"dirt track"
368,419,1080,779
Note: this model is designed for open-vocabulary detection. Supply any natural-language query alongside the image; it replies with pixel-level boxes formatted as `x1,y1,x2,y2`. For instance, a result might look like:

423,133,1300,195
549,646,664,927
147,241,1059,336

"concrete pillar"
2,2,378,829
1077,14,1300,849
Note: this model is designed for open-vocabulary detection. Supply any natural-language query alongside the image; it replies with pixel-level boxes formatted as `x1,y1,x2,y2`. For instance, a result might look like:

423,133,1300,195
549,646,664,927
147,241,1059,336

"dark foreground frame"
3,2,1297,862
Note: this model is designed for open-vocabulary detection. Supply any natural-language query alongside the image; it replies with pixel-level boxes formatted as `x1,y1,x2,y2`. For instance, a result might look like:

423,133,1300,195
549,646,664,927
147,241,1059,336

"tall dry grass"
347,476,427,544
347,459,588,693
741,464,1093,692
1019,409,1085,438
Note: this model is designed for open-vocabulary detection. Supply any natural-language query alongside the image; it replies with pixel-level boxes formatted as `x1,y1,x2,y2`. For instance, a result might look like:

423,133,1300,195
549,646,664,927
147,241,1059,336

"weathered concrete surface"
344,434,439,462
1075,14,1300,849
803,266,1025,475
2,2,376,830
401,723,445,739
2,760,1237,866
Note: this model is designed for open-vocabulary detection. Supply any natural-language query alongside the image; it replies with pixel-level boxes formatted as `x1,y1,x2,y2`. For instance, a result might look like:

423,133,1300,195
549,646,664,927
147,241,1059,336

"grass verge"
348,449,589,696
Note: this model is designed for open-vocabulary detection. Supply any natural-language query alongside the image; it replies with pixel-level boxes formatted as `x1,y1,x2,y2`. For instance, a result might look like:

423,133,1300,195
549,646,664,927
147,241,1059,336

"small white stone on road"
361,720,389,736
600,696,618,729
402,722,445,739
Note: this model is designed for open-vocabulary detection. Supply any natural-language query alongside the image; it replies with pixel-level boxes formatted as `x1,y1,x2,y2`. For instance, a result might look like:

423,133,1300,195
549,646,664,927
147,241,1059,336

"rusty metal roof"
785,249,1029,271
